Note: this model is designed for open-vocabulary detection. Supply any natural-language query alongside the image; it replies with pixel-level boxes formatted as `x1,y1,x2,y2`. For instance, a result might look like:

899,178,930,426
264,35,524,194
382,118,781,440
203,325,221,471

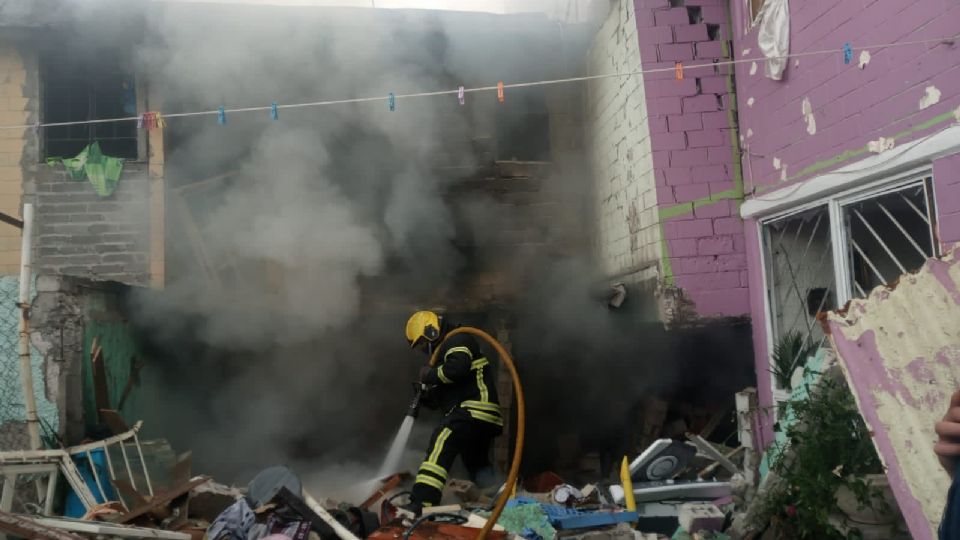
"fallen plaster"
794,59,799,67
868,137,896,153
747,97,755,107
750,61,758,75
919,85,942,110
772,157,781,170
858,50,871,69
742,48,752,56
780,163,788,182
746,128,754,138
825,247,960,539
802,97,816,135
955,105,960,123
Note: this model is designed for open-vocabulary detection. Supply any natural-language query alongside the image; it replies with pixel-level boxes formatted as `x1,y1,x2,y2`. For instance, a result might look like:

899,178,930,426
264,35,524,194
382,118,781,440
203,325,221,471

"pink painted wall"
733,0,960,194
934,152,960,247
634,0,751,318
729,0,960,435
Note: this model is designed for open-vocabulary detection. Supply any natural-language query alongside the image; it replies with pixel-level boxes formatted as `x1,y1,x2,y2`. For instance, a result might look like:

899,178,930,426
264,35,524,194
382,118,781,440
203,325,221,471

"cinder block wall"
935,153,960,246
585,0,660,281
733,1,960,193
35,165,152,286
0,42,28,275
634,0,750,318
0,37,160,287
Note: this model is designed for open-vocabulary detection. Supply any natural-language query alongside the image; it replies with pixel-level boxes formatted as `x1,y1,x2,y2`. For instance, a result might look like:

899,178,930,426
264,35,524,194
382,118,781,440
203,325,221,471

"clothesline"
1,33,956,131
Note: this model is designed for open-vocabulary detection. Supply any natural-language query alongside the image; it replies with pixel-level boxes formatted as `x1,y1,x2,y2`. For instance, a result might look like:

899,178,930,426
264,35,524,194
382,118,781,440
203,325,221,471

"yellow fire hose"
428,326,525,540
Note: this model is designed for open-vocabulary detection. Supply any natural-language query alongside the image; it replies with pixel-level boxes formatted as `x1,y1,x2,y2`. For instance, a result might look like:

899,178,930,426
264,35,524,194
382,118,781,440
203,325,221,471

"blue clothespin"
458,86,465,106
843,42,853,64
388,93,396,112
270,102,279,121
217,106,226,125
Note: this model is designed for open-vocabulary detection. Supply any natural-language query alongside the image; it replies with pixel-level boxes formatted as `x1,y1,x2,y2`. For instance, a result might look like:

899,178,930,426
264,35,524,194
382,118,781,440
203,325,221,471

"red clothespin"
497,81,505,103
675,62,684,81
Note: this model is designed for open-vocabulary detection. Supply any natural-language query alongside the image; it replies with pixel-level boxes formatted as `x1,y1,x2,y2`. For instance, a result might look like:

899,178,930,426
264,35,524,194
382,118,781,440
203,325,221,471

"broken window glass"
840,179,937,297
41,49,138,159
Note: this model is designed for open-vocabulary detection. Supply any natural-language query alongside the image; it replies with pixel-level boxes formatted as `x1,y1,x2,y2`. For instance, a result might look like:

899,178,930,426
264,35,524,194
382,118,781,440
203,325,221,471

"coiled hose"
428,326,525,540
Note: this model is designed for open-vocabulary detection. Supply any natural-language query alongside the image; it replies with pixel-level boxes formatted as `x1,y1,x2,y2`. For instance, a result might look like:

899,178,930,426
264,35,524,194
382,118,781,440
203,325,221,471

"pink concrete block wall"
636,0,748,319
731,0,960,451
934,152,960,245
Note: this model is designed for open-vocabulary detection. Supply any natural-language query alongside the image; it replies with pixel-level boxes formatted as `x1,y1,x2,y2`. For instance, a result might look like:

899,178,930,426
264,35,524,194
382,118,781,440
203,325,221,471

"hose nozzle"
407,383,425,418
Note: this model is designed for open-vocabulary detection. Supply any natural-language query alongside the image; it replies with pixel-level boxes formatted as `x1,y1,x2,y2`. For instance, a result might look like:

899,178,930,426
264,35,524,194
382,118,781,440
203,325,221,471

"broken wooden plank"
117,357,145,412
100,410,130,436
116,476,210,524
113,479,149,513
359,473,408,510
273,487,338,539
697,446,745,479
91,338,110,423
686,434,739,476
0,511,85,540
32,516,190,540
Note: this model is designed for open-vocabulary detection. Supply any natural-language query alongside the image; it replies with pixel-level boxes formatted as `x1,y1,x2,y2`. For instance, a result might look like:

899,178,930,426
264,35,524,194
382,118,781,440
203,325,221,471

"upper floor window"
41,49,138,160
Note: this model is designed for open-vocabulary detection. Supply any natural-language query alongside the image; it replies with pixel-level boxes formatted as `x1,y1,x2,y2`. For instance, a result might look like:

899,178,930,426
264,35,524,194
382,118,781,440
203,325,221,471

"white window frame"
757,167,939,403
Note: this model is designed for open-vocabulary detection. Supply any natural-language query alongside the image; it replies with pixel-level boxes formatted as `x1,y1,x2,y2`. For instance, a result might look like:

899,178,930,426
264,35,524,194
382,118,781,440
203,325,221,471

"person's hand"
934,389,960,478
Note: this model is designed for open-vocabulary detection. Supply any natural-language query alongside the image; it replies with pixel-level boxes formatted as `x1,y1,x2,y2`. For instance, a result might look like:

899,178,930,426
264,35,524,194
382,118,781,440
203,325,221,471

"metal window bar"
876,202,929,260
852,208,907,275
843,182,935,297
764,206,836,391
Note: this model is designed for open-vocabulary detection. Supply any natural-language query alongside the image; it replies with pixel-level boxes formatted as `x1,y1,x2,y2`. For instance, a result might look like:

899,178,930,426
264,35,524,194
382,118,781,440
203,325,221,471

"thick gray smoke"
75,1,600,490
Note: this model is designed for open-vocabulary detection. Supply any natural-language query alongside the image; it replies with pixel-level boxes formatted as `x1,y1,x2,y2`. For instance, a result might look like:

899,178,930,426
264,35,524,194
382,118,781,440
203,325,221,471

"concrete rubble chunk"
678,502,724,533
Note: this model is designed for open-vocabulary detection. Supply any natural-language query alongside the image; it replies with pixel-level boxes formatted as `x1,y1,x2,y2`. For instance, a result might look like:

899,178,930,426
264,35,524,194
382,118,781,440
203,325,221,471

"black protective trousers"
410,416,501,508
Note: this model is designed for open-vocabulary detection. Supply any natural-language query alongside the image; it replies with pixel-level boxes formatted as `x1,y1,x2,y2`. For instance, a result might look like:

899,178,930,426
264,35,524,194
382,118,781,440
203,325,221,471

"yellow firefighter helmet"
405,310,442,348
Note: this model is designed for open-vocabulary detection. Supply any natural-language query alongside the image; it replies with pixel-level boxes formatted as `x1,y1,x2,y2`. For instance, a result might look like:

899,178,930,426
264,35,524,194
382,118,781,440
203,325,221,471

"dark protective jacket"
421,333,503,427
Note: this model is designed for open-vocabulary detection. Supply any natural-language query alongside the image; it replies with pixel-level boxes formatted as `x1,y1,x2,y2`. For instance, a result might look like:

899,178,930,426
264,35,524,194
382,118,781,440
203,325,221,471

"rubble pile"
0,419,751,540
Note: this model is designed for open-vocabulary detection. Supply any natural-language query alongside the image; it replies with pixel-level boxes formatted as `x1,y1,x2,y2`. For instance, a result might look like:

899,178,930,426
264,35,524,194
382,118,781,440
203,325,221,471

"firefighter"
403,310,502,515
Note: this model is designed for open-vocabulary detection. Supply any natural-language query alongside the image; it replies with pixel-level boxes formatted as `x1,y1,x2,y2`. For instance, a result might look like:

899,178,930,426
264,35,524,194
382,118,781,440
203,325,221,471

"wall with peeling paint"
602,0,752,321
732,0,960,442
826,248,960,540
731,1,960,193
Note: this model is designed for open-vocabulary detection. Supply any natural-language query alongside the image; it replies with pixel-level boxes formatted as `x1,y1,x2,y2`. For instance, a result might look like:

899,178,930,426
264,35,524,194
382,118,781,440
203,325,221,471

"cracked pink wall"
730,0,960,440
634,0,750,318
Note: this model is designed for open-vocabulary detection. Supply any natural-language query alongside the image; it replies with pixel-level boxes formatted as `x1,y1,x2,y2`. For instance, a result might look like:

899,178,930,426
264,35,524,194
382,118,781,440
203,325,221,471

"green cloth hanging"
46,142,125,197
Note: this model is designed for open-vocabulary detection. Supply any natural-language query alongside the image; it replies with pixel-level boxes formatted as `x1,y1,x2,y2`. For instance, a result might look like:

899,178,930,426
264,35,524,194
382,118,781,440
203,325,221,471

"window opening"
762,205,836,393
42,49,138,159
840,179,937,297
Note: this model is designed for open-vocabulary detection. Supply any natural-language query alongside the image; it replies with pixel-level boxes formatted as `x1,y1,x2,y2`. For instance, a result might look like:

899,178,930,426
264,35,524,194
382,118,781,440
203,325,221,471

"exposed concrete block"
674,24,710,43
35,275,63,293
714,216,744,235
653,7,690,26
637,25,674,45
698,235,735,255
674,183,710,201
667,113,703,132
664,218,713,239
695,40,726,60
688,129,726,148
678,502,725,532
659,43,694,62
671,148,710,166
683,94,719,113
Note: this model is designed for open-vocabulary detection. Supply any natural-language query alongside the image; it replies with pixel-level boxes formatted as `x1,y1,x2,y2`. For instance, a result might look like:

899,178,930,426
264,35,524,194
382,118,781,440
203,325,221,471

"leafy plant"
758,377,890,539
771,331,817,390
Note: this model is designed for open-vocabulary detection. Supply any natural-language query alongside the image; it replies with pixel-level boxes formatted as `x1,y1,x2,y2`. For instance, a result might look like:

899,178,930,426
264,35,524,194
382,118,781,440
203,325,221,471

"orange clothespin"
497,81,505,103
675,62,684,81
